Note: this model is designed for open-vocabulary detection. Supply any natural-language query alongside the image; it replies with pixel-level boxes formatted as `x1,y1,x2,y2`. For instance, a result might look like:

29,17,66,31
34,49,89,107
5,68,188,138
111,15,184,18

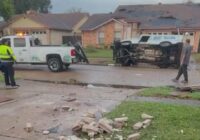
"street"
15,63,200,87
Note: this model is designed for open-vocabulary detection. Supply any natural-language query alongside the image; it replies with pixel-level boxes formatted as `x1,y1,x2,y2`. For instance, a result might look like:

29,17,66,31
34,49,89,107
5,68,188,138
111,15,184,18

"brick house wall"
82,21,115,48
82,20,139,48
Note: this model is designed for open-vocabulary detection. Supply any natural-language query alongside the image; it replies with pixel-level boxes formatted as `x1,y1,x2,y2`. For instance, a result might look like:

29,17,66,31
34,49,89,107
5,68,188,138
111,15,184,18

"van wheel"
47,57,63,72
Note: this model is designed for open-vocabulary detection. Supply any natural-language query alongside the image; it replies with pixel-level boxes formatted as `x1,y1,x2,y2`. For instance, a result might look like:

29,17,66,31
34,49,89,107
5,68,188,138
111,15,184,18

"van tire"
47,57,63,72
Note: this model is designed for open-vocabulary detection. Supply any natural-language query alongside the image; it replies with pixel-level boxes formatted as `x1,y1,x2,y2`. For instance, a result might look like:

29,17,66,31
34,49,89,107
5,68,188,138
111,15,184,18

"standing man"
172,39,192,84
0,40,19,88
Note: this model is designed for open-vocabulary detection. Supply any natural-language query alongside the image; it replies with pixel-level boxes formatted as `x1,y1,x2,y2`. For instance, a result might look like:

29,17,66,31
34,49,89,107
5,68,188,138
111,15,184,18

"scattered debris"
59,136,67,140
64,97,77,102
115,134,123,140
114,117,128,123
7,126,15,131
127,133,140,140
53,106,59,112
62,106,71,111
24,123,33,133
72,112,154,139
43,130,50,135
82,117,95,124
141,113,154,119
53,106,75,112
82,124,99,134
113,121,124,129
48,125,60,133
66,135,82,140
72,121,84,132
142,119,151,128
133,122,143,130
98,118,113,134
87,84,96,88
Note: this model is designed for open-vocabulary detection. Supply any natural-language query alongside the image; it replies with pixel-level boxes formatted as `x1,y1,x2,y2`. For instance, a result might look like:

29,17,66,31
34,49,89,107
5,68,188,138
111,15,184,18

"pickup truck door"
12,37,31,63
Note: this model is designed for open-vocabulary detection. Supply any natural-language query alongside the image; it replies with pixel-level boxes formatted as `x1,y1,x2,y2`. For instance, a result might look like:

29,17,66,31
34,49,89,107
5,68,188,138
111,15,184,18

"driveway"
0,80,136,140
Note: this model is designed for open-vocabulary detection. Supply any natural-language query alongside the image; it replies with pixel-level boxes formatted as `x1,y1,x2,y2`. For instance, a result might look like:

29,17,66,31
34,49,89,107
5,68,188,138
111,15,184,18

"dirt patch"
0,96,13,103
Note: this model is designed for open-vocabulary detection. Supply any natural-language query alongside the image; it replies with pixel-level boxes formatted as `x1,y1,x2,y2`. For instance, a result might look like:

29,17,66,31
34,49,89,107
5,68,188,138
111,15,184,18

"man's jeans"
176,64,188,81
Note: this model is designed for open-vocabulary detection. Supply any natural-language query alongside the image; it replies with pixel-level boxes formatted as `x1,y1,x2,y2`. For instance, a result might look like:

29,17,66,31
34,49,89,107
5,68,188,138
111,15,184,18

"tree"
14,0,52,14
0,0,14,21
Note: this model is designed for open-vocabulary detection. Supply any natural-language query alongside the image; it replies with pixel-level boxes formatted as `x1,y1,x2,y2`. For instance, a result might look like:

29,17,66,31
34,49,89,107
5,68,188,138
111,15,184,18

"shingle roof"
81,13,139,31
114,3,200,29
81,13,114,31
9,13,89,30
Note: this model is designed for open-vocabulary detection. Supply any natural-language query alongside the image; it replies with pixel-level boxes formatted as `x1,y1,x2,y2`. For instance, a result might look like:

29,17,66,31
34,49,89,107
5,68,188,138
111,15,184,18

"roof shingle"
9,13,89,30
114,3,200,29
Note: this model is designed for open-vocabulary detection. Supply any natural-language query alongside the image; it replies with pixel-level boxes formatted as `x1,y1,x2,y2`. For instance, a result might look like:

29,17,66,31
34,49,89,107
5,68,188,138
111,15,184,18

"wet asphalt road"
15,63,200,87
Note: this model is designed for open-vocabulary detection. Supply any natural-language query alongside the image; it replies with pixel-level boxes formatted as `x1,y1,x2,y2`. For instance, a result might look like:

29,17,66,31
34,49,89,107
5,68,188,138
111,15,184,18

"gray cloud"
51,0,200,14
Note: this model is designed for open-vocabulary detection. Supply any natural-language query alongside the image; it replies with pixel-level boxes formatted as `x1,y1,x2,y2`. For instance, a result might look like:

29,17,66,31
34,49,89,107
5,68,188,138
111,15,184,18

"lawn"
140,86,173,97
192,53,200,63
0,75,3,82
139,86,200,100
106,101,200,140
83,48,114,64
83,48,113,58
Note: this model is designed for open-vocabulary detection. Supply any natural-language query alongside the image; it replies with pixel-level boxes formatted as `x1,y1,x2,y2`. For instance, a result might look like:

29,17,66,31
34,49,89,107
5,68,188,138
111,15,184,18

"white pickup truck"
0,35,78,72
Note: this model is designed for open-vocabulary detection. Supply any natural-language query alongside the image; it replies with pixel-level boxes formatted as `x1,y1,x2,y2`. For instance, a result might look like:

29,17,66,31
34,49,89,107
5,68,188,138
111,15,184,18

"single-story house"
82,3,200,52
81,13,139,48
2,12,89,45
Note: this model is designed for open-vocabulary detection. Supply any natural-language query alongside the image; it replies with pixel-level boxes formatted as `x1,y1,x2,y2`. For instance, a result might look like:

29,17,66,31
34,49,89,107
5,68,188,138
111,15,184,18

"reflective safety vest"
0,45,16,62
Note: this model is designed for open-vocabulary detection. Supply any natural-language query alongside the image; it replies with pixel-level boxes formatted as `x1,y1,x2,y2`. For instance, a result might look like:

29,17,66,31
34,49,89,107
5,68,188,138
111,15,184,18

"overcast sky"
51,0,200,14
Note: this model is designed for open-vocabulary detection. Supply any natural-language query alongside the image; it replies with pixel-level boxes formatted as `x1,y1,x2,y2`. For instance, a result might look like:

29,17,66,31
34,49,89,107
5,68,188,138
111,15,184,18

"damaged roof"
81,13,114,31
115,3,200,29
9,13,89,31
81,13,138,31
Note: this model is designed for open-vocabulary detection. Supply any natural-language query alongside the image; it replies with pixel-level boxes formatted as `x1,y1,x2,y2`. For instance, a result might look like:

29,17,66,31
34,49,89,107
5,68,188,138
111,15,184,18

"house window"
98,31,104,44
14,38,26,47
114,31,121,41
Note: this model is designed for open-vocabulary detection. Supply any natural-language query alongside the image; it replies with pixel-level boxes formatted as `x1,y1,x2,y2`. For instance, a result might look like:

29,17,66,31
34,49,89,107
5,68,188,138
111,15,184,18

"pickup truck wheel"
47,57,63,72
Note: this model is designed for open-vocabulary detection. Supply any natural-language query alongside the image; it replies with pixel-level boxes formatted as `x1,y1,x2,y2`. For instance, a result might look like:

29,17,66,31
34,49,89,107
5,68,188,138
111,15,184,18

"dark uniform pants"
1,62,16,86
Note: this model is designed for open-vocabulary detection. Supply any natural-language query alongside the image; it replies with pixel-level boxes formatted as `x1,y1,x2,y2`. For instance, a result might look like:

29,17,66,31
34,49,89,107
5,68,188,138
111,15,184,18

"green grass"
0,75,3,82
140,87,173,97
192,53,200,63
139,86,200,100
83,48,113,58
106,101,200,140
187,91,200,100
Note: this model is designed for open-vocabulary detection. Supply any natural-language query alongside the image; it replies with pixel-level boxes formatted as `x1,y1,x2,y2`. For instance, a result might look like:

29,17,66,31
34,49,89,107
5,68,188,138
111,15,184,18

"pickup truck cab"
0,35,77,72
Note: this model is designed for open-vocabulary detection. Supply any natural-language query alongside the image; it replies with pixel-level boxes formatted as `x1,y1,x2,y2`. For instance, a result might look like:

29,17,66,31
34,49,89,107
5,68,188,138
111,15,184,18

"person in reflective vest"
0,39,19,88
